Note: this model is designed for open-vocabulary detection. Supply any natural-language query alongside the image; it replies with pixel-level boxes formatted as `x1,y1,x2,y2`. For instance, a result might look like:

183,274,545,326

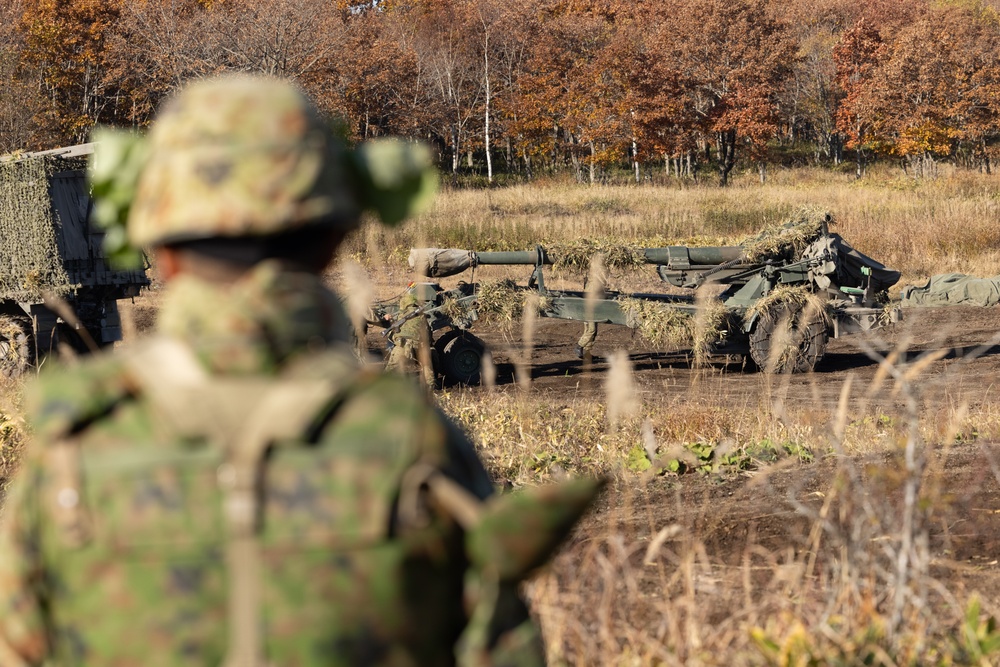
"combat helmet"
128,74,360,247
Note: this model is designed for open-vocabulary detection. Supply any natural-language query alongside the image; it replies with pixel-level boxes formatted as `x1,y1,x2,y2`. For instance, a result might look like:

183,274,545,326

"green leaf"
626,444,651,472
351,139,439,226
88,127,150,269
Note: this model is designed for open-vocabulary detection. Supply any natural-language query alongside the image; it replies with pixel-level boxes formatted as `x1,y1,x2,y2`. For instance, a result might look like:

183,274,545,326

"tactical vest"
45,337,483,666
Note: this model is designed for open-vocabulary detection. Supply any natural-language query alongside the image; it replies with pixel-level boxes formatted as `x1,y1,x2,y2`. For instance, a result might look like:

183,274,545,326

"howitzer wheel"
439,331,485,385
749,301,828,374
433,328,465,358
0,315,34,378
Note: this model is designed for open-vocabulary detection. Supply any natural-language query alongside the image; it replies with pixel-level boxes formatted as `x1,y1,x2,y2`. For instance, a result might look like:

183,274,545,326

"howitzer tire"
440,331,485,385
433,328,465,358
0,315,34,377
749,301,828,374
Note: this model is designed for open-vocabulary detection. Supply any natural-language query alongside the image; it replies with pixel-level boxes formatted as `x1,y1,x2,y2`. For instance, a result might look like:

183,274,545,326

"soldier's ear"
154,246,182,282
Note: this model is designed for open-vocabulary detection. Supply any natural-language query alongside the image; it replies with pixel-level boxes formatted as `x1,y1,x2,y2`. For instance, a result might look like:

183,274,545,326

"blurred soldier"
0,74,598,666
385,285,436,388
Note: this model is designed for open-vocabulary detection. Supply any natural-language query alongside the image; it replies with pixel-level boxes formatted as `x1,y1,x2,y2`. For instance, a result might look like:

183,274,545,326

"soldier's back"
3,338,492,666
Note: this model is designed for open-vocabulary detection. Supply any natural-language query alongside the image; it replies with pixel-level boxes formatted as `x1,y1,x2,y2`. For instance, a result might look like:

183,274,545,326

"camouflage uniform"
0,75,598,666
385,289,435,387
576,321,598,359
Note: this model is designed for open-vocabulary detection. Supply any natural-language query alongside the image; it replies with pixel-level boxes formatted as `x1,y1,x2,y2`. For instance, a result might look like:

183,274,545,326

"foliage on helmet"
350,139,438,227
89,127,149,268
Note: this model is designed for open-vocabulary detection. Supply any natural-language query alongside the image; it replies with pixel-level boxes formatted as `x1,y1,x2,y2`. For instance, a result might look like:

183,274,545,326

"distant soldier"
385,284,436,388
576,321,599,360
0,74,598,666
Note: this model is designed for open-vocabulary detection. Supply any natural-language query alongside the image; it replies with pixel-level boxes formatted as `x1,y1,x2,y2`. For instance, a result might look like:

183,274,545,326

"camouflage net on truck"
0,157,72,301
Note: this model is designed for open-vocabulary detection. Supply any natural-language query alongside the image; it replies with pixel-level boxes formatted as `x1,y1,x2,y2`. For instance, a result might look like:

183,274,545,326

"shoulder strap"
124,337,368,667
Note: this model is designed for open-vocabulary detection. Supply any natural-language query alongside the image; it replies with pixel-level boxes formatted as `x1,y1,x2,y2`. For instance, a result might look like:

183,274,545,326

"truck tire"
0,315,34,377
749,301,828,373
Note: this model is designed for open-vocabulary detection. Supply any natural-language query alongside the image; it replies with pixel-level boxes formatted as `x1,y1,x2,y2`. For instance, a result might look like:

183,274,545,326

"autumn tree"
654,0,798,185
867,13,962,176
12,0,1000,181
837,2,1000,177
621,8,700,179
19,0,127,142
463,0,537,182
833,19,884,177
304,8,425,142
393,0,483,173
959,7,1000,172
100,0,349,130
0,0,59,150
772,0,866,165
881,3,1000,174
505,2,628,182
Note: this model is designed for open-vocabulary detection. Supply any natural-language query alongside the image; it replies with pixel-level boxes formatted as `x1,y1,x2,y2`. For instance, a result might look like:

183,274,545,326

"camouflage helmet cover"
128,74,360,247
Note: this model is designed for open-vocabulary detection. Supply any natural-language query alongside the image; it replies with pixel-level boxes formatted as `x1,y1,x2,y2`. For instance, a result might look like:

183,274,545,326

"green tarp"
900,274,1000,307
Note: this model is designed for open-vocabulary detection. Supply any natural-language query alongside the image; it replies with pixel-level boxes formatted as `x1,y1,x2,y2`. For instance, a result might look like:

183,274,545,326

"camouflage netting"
473,280,550,331
0,157,72,301
689,299,729,367
438,295,475,323
546,240,645,275
617,296,727,360
541,208,830,276
618,298,692,349
739,207,830,263
744,284,831,325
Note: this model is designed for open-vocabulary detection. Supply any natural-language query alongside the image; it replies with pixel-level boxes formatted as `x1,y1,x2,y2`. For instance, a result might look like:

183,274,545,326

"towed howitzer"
376,216,902,384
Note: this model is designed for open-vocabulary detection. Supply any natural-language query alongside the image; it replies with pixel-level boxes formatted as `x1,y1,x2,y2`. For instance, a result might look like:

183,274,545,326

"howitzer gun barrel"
410,245,747,278
410,247,550,277
474,250,549,265
474,247,746,267
642,246,744,267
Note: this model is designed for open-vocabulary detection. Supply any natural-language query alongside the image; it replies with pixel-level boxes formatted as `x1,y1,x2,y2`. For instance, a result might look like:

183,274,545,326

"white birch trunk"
483,29,493,183
589,141,595,184
631,111,639,183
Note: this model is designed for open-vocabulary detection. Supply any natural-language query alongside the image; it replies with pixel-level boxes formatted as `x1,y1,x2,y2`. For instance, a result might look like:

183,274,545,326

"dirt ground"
540,437,1000,662
439,304,1000,410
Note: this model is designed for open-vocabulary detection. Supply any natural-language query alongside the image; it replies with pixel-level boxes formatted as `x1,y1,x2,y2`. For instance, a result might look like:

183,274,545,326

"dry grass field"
4,165,1000,665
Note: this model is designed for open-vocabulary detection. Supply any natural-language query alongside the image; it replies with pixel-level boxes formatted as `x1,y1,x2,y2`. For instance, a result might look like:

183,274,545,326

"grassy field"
336,163,1000,479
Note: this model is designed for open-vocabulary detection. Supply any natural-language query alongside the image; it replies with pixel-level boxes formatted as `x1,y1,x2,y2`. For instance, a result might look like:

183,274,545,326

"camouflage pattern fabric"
0,267,546,666
0,157,73,301
128,75,360,247
577,322,598,354
385,290,435,387
155,259,355,375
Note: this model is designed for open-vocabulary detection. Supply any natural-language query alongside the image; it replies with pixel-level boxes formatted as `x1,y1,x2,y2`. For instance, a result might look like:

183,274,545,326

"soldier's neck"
155,261,353,375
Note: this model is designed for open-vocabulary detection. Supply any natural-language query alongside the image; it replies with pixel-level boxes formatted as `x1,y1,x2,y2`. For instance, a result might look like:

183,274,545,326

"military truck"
0,143,149,375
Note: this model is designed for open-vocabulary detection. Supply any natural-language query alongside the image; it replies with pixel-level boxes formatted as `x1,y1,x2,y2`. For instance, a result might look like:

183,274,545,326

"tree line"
3,0,1000,185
